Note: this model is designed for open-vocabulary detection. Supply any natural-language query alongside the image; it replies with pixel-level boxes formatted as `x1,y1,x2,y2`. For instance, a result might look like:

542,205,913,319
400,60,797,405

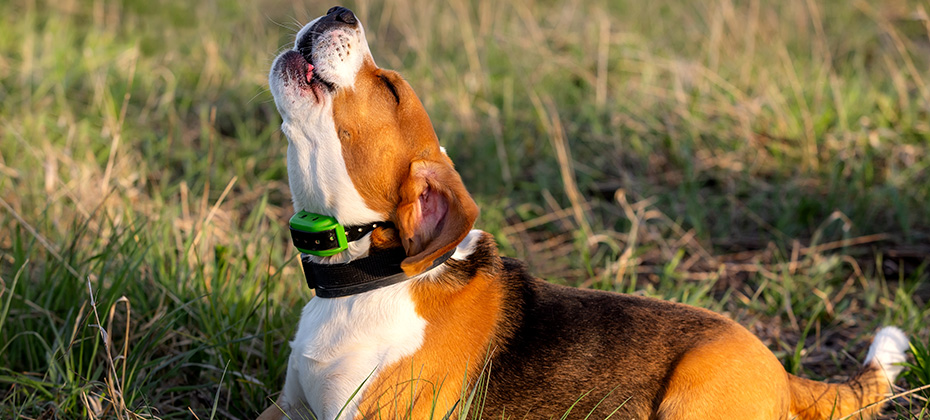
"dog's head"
269,7,478,275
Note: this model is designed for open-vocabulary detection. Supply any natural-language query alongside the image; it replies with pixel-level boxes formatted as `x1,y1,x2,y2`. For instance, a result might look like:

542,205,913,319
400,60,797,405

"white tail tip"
864,326,909,382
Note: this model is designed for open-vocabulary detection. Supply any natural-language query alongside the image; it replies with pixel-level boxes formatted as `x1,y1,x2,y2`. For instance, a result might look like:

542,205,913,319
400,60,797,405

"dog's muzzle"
297,6,358,64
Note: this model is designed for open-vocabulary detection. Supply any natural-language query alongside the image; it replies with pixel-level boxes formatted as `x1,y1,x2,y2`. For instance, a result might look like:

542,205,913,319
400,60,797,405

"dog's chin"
271,50,334,106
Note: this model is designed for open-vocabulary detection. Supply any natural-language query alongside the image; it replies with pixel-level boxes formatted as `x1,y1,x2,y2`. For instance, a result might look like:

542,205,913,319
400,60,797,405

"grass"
1,0,928,417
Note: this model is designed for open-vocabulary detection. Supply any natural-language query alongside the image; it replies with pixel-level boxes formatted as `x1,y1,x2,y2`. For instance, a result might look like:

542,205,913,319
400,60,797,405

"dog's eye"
379,75,400,104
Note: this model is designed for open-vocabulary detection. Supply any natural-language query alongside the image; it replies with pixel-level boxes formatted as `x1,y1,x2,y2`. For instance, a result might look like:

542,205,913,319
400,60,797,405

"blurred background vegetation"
0,0,928,417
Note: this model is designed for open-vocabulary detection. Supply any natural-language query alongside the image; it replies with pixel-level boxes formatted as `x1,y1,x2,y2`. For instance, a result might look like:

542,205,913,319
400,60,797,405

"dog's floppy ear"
396,159,478,276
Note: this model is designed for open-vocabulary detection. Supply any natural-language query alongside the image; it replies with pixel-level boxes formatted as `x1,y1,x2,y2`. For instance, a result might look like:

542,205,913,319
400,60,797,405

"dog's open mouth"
270,6,365,108
276,49,333,102
299,42,336,92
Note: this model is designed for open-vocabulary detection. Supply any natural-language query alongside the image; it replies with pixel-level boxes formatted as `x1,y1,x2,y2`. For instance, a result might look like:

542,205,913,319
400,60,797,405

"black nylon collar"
301,247,455,298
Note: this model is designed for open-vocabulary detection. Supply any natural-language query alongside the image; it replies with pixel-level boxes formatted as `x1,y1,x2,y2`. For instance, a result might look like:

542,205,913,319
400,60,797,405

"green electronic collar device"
289,211,393,257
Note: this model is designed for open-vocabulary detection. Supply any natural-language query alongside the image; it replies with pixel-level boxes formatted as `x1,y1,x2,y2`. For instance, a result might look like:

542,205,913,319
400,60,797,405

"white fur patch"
864,326,909,383
279,282,427,420
451,229,484,261
309,26,370,88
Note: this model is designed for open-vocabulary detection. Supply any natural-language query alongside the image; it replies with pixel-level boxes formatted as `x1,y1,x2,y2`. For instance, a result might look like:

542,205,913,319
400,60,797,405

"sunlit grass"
1,0,928,418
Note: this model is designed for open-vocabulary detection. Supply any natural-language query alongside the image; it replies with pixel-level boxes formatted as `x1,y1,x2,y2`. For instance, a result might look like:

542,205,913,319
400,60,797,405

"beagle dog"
261,7,909,420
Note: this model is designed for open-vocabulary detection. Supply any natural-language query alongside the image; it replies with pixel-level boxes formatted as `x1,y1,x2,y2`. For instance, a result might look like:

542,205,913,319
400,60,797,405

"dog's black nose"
327,6,357,25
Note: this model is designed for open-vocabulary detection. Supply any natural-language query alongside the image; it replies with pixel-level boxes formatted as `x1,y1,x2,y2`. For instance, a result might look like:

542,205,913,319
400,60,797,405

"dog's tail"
788,327,909,420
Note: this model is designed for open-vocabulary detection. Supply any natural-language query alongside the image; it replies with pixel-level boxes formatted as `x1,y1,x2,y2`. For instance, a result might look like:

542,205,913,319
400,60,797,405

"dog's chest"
287,282,427,419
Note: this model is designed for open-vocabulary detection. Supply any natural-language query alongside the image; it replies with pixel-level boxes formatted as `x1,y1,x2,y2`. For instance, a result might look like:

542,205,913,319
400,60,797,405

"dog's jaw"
270,13,384,259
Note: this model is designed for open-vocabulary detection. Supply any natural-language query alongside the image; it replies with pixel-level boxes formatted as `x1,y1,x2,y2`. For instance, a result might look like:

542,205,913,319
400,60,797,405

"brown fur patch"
331,59,443,217
657,324,790,419
331,59,477,275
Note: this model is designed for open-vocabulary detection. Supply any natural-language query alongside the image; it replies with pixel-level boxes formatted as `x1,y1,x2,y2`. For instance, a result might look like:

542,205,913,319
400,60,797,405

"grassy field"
1,0,929,418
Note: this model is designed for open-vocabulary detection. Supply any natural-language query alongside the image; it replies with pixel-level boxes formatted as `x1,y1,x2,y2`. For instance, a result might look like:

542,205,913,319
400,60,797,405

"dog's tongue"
306,63,314,83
